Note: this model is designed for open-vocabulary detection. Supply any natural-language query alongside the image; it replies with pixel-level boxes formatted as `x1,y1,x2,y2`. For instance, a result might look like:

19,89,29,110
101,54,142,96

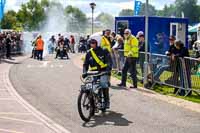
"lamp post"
144,0,149,86
90,2,96,34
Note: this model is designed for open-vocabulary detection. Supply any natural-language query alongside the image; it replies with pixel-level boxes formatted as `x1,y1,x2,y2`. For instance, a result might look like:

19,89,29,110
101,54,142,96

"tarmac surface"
0,56,69,133
7,54,200,133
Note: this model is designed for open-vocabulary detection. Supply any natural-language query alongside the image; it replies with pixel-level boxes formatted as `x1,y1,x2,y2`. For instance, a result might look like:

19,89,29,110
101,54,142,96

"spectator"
86,35,90,50
48,35,56,54
137,32,145,80
70,35,75,53
112,36,124,75
64,37,71,53
101,29,112,53
153,35,176,82
78,37,87,53
193,41,200,58
31,36,39,59
110,32,117,69
6,34,12,59
173,40,191,96
111,32,117,48
36,35,44,61
118,29,139,89
163,35,177,83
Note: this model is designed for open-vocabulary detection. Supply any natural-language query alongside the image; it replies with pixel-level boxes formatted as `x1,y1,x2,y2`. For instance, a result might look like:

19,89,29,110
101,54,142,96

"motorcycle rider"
82,39,112,109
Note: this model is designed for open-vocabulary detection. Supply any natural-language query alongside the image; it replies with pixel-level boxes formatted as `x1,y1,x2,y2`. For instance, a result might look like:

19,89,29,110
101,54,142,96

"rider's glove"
82,73,87,79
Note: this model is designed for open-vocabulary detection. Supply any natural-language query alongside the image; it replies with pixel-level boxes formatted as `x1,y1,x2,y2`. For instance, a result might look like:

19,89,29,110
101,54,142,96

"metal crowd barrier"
0,42,24,63
113,49,200,96
184,57,200,96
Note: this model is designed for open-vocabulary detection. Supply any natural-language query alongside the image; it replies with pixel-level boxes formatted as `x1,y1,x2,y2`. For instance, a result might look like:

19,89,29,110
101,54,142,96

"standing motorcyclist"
83,39,112,109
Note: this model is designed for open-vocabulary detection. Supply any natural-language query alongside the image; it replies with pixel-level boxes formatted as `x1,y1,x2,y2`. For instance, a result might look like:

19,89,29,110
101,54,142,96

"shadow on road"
110,85,123,90
82,111,133,127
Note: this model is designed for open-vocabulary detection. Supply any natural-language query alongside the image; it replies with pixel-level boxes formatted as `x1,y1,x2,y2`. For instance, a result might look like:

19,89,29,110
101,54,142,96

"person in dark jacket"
138,34,145,79
6,34,12,59
83,39,112,108
173,40,191,96
166,35,176,56
64,37,71,59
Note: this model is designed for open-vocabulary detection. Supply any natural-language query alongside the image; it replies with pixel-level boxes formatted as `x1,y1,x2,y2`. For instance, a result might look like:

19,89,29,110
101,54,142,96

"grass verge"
112,70,200,104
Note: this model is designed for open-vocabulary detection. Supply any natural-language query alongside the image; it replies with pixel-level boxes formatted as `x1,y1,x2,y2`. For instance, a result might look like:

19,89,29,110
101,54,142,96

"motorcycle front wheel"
77,91,95,122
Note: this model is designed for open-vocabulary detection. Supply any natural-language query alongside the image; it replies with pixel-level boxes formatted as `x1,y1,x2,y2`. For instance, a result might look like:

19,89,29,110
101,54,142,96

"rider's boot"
103,88,110,109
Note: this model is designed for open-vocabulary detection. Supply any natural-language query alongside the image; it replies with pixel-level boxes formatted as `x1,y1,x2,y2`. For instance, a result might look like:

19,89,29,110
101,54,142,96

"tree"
17,0,46,31
156,4,176,17
139,3,157,16
64,5,87,32
96,13,114,29
1,10,17,29
118,3,156,17
41,0,50,8
119,9,134,16
175,0,200,23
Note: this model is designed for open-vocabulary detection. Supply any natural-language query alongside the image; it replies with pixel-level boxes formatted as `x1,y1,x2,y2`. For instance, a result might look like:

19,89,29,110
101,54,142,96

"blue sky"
5,0,200,17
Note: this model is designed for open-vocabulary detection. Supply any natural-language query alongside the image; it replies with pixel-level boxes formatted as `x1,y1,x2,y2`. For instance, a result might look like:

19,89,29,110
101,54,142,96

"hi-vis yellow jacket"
101,36,111,52
124,35,139,58
89,48,108,71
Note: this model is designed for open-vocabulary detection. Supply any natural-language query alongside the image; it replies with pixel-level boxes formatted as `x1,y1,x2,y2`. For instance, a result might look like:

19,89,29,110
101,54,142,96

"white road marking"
6,62,71,133
0,98,16,101
0,116,43,125
0,129,24,133
58,65,63,68
50,65,54,68
0,112,31,115
26,61,65,69
41,61,50,68
27,65,32,68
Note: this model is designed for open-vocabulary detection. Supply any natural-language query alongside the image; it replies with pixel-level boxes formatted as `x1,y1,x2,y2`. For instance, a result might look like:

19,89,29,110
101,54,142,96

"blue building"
115,16,189,54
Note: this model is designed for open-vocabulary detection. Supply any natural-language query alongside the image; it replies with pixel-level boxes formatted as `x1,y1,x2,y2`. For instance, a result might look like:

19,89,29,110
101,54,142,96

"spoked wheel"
78,91,94,122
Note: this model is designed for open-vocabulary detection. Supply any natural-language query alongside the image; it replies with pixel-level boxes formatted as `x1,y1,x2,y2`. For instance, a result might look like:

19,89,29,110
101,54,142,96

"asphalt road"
9,54,200,133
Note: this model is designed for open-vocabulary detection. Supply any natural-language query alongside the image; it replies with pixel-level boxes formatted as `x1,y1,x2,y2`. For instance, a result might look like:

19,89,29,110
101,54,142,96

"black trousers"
6,47,11,58
121,57,138,87
37,50,43,60
103,88,109,104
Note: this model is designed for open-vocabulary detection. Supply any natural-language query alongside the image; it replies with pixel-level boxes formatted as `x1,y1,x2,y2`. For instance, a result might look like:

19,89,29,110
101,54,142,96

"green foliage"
16,0,46,31
1,10,17,29
41,0,50,8
118,0,200,24
64,5,88,32
139,3,157,16
156,0,200,23
118,3,156,17
175,0,200,23
96,12,114,29
119,9,134,16
156,4,176,17
1,0,63,31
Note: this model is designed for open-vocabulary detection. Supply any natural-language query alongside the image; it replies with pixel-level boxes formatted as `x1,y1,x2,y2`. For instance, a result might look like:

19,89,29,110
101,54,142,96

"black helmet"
89,39,98,45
